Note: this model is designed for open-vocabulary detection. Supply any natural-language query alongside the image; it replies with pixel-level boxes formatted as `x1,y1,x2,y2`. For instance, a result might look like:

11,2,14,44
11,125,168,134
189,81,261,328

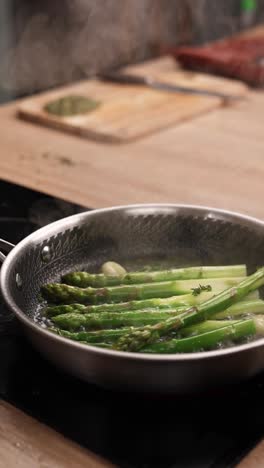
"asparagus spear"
114,268,264,352
62,265,247,288
57,316,264,352
91,316,264,354
50,303,264,344
50,311,263,345
43,292,216,317
180,315,264,339
178,319,239,337
53,320,239,343
45,304,87,316
213,300,264,319
41,277,244,305
52,327,134,343
141,319,255,354
44,290,259,318
51,310,184,331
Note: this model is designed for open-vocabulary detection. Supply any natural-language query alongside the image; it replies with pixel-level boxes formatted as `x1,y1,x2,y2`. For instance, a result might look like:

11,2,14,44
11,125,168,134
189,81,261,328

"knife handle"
99,71,148,86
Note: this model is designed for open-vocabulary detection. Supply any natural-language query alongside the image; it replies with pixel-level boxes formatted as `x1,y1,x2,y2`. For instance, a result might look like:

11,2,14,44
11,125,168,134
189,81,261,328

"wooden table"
0,89,264,219
0,61,264,468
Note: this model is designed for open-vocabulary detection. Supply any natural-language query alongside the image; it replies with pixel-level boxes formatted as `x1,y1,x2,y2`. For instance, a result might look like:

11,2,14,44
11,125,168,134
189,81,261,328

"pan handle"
0,239,15,263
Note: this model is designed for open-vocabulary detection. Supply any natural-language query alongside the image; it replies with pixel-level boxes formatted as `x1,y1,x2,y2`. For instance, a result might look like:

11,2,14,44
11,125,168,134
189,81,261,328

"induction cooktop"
0,179,263,468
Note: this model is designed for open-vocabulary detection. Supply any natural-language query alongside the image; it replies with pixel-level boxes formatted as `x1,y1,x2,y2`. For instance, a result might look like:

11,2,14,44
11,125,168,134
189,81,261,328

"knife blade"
99,71,243,101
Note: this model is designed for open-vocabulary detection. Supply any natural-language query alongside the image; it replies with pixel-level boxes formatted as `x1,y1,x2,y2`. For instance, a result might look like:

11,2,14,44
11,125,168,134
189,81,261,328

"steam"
0,0,156,94
0,0,259,96
28,197,85,227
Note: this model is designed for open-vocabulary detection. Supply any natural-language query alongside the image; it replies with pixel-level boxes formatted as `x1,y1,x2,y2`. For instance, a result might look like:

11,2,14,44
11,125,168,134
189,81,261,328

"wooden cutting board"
17,57,248,144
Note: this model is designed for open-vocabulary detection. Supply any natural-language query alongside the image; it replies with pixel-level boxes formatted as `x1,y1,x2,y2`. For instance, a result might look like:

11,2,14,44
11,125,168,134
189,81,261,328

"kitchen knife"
99,71,243,101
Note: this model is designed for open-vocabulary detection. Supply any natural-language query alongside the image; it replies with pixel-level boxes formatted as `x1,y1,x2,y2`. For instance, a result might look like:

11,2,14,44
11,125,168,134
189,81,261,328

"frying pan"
1,204,264,394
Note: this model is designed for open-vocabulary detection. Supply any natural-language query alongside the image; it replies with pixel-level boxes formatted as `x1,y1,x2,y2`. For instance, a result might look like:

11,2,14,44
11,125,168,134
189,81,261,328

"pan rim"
1,202,264,362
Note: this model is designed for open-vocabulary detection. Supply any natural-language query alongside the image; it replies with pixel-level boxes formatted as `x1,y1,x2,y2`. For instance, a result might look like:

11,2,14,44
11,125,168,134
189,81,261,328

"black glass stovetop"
0,179,264,468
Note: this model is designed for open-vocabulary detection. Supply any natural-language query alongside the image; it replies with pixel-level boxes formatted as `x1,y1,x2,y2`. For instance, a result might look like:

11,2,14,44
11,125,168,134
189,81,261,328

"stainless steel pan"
1,204,264,394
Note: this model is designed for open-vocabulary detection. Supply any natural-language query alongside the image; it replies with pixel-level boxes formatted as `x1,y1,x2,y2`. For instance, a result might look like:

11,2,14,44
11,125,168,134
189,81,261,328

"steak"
164,36,264,87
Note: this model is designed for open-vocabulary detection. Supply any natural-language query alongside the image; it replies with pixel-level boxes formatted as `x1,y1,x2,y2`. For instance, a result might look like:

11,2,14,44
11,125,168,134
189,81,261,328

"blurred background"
1,0,264,101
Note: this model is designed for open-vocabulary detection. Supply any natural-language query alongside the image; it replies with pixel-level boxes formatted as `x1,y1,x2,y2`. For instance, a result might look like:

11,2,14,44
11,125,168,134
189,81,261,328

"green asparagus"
114,267,264,352
179,315,264,338
52,327,134,343
62,265,246,288
213,300,264,319
52,310,184,331
55,316,264,352
44,290,259,318
141,319,256,354
178,319,239,337
43,292,216,317
45,304,87,316
41,277,244,305
45,299,263,327
50,320,242,346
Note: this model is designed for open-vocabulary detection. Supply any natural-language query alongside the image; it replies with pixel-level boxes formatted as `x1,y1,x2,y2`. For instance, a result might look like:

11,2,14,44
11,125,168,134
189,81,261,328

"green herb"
44,95,100,117
191,284,212,296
